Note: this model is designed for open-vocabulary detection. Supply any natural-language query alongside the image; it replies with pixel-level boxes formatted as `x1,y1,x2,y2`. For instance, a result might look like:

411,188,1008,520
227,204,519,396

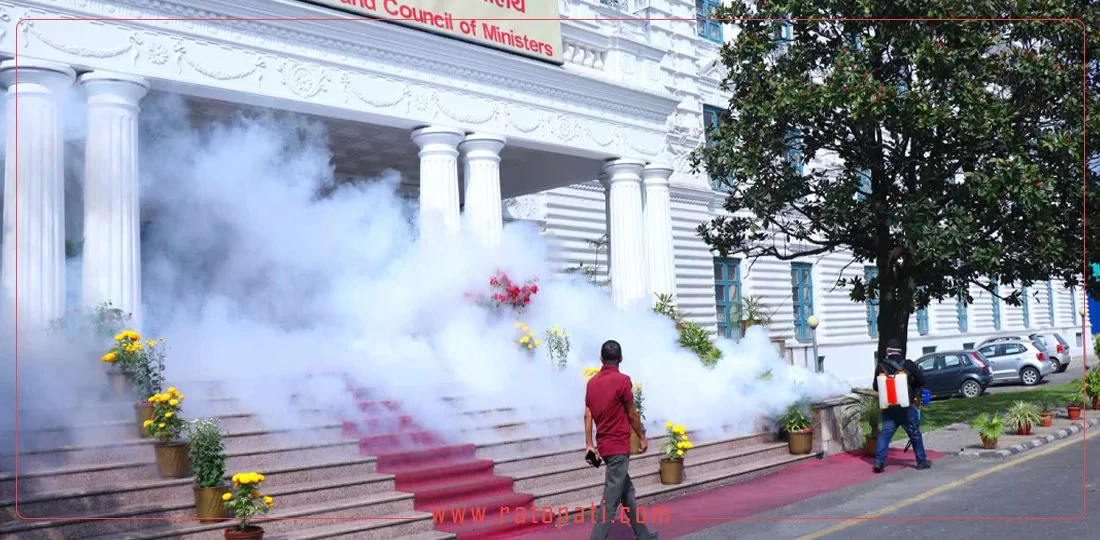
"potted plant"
858,394,881,456
122,334,167,439
1067,383,1085,420
970,413,1005,449
732,295,774,335
1085,371,1100,410
190,419,229,522
631,382,646,455
1005,401,1041,436
544,326,570,371
223,472,274,539
658,422,692,485
779,402,813,455
1036,395,1055,427
146,387,190,478
512,322,541,356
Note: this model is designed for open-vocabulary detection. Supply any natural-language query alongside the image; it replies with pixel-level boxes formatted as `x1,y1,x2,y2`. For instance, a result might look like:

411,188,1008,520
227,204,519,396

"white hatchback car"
975,340,1055,386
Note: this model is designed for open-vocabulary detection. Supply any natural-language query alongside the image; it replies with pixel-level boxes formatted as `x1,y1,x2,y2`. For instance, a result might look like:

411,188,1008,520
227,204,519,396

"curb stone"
957,416,1100,459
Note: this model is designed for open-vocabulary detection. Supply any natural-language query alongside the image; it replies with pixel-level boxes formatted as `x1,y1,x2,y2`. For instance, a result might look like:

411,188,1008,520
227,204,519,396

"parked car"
1030,332,1072,373
974,340,1054,386
916,350,994,398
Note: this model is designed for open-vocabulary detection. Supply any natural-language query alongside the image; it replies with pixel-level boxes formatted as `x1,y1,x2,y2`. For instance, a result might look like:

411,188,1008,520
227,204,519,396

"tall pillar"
411,126,464,243
643,163,676,300
459,134,506,247
80,72,149,329
0,60,76,329
603,158,648,310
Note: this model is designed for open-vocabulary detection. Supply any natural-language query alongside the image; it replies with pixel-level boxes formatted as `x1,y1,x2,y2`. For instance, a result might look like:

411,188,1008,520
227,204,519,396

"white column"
603,158,648,310
459,134,506,247
79,72,149,329
0,60,76,329
411,126,464,243
643,163,676,300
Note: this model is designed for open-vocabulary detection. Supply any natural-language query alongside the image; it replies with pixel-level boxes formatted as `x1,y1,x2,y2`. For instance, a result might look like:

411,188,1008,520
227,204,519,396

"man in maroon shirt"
584,340,657,540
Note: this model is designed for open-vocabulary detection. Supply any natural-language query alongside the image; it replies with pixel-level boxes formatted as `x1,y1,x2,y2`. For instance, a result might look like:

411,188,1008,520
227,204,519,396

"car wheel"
1058,363,1069,373
1050,359,1062,373
960,380,982,398
1020,367,1041,386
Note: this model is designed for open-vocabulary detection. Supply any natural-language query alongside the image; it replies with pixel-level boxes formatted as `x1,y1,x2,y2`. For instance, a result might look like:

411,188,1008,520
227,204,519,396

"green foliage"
693,1,1100,353
224,473,272,531
779,401,813,432
1084,370,1100,398
1093,334,1100,367
732,295,775,327
970,413,1005,441
652,293,723,367
188,419,227,489
48,301,132,341
1004,401,1041,431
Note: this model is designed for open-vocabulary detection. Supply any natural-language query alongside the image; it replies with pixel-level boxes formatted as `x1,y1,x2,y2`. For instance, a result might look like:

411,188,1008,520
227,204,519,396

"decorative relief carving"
173,41,265,84
503,194,546,222
587,122,617,147
278,60,328,98
551,114,584,143
506,109,542,133
340,71,408,108
0,7,11,42
21,19,143,63
435,93,501,125
626,132,665,156
406,87,437,115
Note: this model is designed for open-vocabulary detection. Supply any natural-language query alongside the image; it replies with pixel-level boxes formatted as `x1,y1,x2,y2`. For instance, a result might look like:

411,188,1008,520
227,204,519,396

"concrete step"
5,421,347,471
3,479,415,539
2,439,365,498
4,455,383,519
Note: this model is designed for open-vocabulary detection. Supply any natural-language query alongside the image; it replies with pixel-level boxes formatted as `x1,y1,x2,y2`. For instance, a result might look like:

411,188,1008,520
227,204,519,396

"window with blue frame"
916,286,929,335
695,0,723,43
703,105,733,192
713,258,742,339
864,266,879,337
1071,286,1078,325
957,289,969,333
786,128,805,176
1047,281,1056,324
791,263,814,342
991,281,1002,330
1021,286,1031,327
856,168,872,200
772,19,793,46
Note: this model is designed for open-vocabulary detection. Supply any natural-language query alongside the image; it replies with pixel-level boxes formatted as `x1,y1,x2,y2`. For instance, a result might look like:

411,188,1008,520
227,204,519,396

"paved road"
682,426,1097,539
981,355,1086,395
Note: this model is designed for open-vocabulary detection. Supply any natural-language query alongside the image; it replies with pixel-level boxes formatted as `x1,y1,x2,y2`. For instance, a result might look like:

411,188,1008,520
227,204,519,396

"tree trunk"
876,263,916,362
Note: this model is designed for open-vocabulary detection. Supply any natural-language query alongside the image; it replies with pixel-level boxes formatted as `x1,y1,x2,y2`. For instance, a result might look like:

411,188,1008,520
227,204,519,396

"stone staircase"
1,373,817,539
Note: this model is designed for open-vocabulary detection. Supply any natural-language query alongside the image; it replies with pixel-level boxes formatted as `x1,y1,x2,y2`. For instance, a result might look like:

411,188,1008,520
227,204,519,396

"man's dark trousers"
874,405,927,465
589,454,654,540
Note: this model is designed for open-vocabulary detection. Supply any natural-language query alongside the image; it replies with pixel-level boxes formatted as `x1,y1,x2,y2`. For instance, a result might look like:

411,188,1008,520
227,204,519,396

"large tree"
693,0,1099,360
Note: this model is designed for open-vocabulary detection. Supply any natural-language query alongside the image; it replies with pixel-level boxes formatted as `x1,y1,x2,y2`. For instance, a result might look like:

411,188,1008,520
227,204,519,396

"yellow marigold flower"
101,352,117,363
514,322,523,328
158,423,166,428
169,399,179,407
126,330,141,341
674,425,685,434
665,421,673,429
143,420,153,428
676,441,685,449
167,387,177,394
263,496,273,507
685,441,694,449
676,449,684,457
165,412,173,418
148,396,156,403
520,336,529,344
114,332,126,341
527,343,534,349
222,492,232,501
146,340,157,347
534,340,541,347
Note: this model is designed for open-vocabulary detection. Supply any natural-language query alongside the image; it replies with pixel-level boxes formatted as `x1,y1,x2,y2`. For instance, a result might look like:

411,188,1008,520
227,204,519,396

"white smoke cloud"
1,90,851,463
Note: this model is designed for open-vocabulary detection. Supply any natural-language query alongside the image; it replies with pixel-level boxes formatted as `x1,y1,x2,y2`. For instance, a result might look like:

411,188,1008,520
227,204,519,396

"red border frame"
9,14,1090,528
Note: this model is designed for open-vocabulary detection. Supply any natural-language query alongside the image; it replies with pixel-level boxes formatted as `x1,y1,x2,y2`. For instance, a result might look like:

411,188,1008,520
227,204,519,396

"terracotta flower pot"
224,525,264,539
154,442,191,479
135,403,154,439
658,458,683,485
194,485,230,523
1017,424,1031,436
1092,396,1100,410
980,435,998,449
630,432,643,455
1068,406,1083,420
106,369,131,397
787,428,813,455
864,433,878,457
1040,412,1054,427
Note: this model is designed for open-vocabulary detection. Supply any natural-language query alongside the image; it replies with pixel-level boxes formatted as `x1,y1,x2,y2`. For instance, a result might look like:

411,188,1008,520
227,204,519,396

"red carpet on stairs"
510,448,947,540
348,390,536,540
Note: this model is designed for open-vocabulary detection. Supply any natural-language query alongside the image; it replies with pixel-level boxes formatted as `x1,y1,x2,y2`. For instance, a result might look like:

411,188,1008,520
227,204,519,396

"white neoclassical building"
0,0,1087,384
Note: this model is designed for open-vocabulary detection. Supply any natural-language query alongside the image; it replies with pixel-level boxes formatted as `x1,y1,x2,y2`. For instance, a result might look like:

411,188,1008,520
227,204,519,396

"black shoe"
872,464,884,473
916,461,932,470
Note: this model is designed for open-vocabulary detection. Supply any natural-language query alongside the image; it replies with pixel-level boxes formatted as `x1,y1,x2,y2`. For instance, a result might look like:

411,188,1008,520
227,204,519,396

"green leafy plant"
1004,401,1041,432
1084,370,1100,399
653,293,723,367
1035,394,1056,414
49,301,132,340
971,413,1005,443
779,402,813,432
633,381,646,422
145,388,186,443
224,472,273,532
544,326,571,370
732,295,775,328
1068,380,1085,407
660,422,692,461
188,419,227,489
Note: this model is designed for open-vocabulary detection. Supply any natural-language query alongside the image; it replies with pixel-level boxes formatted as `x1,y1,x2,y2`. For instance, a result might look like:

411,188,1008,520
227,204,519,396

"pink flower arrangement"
488,271,539,311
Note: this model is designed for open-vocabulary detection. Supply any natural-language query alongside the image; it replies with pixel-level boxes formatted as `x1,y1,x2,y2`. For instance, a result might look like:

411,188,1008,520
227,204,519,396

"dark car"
915,350,994,399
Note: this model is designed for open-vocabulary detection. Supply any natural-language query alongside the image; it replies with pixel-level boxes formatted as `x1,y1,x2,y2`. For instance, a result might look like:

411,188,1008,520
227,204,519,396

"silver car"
1030,332,1073,373
975,340,1055,386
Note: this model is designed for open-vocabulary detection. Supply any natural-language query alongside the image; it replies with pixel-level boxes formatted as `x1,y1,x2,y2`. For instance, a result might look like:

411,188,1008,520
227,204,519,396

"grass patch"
889,382,1079,441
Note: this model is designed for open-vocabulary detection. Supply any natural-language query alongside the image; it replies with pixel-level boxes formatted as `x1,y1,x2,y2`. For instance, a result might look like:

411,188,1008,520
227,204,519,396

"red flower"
530,285,539,293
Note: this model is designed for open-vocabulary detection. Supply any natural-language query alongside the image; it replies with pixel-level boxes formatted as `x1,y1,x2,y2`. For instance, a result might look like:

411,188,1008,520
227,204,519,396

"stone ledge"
957,416,1100,459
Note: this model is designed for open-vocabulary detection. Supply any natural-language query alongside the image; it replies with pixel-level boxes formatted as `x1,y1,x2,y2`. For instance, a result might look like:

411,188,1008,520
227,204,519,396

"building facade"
0,0,1087,384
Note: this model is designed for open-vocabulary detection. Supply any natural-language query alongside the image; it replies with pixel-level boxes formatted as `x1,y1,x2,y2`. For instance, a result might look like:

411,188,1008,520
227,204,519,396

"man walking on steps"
871,338,933,473
584,340,658,540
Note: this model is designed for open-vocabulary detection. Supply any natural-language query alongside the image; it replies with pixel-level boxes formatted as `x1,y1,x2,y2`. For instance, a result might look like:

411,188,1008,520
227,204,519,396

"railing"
562,39,608,70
